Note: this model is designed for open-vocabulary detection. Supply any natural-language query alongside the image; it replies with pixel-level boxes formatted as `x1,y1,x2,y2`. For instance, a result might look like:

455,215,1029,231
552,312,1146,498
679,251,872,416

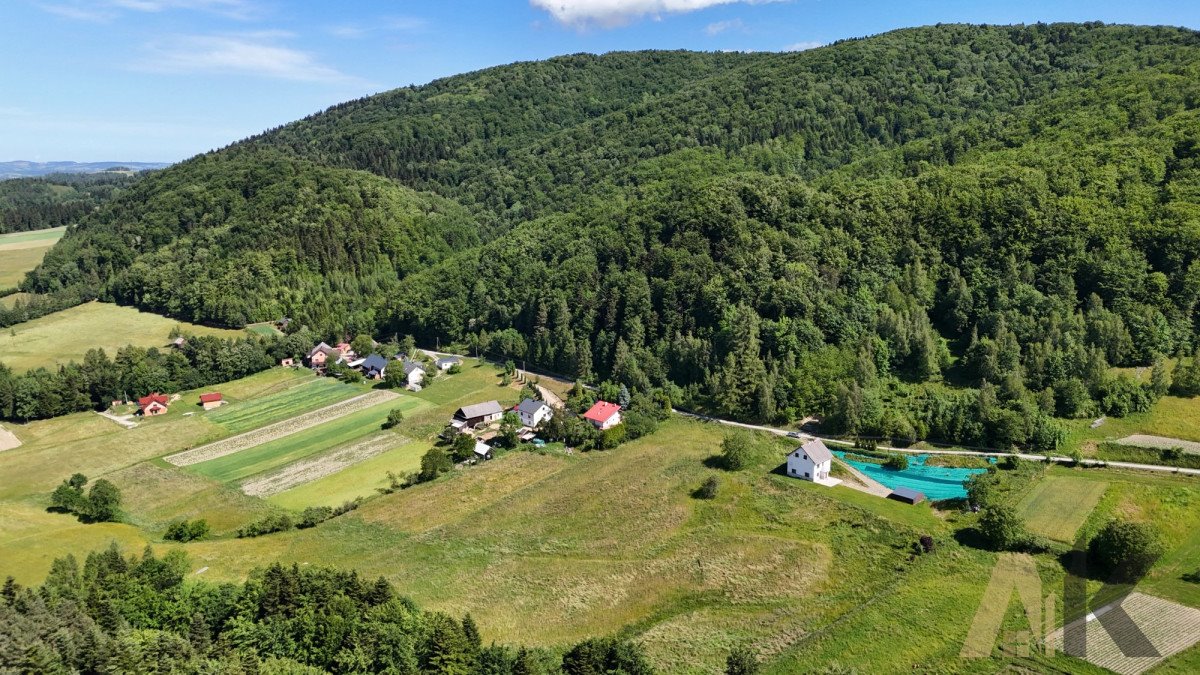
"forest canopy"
17,23,1200,448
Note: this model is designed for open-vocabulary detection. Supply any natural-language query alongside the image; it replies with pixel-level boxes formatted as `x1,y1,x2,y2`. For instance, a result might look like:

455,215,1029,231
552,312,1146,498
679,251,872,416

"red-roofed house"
199,392,224,411
582,401,622,430
138,393,169,417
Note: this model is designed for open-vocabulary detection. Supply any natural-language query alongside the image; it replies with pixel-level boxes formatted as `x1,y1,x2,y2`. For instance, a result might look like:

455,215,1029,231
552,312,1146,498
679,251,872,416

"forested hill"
0,172,143,233
24,23,1200,446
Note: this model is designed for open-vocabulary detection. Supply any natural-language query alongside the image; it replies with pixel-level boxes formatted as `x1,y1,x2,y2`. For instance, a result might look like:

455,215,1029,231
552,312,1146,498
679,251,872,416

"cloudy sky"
1,0,1196,162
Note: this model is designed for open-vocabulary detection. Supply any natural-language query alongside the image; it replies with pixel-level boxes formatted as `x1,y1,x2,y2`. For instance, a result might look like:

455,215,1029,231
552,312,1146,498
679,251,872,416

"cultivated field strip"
1045,592,1200,674
239,433,406,497
165,390,400,466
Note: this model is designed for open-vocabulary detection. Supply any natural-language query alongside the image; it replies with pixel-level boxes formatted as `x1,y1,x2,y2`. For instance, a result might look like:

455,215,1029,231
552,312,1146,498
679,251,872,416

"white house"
787,439,840,487
515,398,553,428
398,358,425,387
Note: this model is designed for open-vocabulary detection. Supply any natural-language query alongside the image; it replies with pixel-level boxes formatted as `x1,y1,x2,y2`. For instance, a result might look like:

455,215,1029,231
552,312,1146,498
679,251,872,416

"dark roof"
516,398,548,415
437,356,462,365
456,400,503,420
799,439,833,463
362,354,388,373
888,487,927,504
401,359,425,375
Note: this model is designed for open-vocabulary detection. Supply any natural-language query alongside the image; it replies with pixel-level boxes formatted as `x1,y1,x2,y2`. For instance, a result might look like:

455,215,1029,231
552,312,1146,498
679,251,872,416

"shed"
454,400,504,428
887,487,927,505
199,392,224,410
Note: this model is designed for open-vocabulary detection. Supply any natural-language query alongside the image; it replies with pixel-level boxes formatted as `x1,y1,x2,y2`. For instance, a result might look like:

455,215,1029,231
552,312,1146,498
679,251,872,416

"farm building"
199,392,224,410
360,353,389,379
396,358,426,386
474,441,494,461
888,487,927,505
786,439,839,486
453,400,504,430
138,393,169,417
169,336,186,349
436,356,462,371
515,398,553,428
583,401,622,430
307,342,342,368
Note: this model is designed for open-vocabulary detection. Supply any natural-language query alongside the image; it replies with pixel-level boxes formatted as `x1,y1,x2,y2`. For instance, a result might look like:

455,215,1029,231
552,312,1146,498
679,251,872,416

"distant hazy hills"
0,161,169,179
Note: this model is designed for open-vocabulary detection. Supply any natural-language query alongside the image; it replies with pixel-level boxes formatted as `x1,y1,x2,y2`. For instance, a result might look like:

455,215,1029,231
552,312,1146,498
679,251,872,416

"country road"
673,410,1200,478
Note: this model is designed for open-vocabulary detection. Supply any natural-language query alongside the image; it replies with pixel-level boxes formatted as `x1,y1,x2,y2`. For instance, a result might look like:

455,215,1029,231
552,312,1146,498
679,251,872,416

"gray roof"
515,398,548,415
437,356,462,366
456,400,503,420
799,439,833,463
401,359,425,375
362,354,388,373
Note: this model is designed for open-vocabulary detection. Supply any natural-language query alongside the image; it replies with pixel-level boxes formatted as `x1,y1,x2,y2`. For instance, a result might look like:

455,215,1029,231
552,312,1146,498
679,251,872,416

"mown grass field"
0,226,64,288
3,358,1200,671
204,375,363,433
0,301,245,372
190,394,431,484
1018,475,1109,542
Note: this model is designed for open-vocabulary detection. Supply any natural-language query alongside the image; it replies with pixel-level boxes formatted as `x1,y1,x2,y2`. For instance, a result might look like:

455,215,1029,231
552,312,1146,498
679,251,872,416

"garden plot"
165,390,400,466
240,433,407,497
1018,476,1108,543
1116,435,1200,455
1046,592,1200,674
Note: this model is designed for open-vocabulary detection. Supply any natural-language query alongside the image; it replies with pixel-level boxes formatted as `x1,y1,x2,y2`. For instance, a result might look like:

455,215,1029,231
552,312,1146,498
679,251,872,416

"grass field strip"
1045,592,1200,674
239,432,408,497
164,390,400,466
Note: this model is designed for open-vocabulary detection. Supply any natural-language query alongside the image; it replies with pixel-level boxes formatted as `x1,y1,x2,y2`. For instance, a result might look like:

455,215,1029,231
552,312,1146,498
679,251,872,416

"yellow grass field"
0,301,244,372
0,226,64,288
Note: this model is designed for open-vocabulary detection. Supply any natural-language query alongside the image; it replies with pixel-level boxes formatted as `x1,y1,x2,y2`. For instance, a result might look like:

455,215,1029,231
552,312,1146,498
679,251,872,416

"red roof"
138,393,168,407
582,401,621,424
199,392,223,403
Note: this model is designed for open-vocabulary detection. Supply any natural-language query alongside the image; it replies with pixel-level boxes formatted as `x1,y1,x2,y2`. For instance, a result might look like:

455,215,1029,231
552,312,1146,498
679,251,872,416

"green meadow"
0,226,64,288
1018,475,1109,543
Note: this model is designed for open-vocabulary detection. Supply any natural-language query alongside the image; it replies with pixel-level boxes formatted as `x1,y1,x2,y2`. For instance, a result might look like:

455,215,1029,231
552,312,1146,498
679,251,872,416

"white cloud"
705,18,742,36
531,0,783,28
134,34,369,86
783,40,823,51
328,16,428,40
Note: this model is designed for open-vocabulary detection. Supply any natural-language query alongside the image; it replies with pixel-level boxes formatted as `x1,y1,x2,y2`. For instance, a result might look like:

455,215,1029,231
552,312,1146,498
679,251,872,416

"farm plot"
205,377,362,434
188,394,431,484
1045,592,1200,674
1116,435,1200,455
165,389,401,467
241,433,409,497
1018,475,1108,542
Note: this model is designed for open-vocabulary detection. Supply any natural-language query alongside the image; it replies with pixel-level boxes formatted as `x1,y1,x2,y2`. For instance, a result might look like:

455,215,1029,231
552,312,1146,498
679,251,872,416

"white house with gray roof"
515,398,553,428
787,439,840,487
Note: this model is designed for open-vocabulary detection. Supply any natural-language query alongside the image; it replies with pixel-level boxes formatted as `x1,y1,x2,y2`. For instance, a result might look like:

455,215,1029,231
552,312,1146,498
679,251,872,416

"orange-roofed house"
582,401,622,430
199,392,224,410
138,393,169,417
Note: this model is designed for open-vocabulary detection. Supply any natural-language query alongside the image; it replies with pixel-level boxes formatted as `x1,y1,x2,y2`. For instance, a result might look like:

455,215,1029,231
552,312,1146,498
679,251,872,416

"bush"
382,408,404,429
49,474,122,523
1088,519,1164,582
447,363,462,374
419,447,453,482
978,502,1031,551
450,433,476,463
694,476,719,500
298,506,333,529
237,513,294,538
726,645,759,675
883,454,909,470
720,432,754,471
919,535,935,554
164,519,209,542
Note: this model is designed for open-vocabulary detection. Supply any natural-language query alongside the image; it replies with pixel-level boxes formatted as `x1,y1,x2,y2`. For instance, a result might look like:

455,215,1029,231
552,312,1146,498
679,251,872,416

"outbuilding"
199,392,224,410
887,487,927,505
454,400,504,429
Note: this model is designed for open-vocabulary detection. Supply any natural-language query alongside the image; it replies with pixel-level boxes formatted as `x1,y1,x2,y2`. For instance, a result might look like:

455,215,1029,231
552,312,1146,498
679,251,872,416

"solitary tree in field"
86,479,122,522
450,433,475,463
720,432,754,471
1089,519,1164,582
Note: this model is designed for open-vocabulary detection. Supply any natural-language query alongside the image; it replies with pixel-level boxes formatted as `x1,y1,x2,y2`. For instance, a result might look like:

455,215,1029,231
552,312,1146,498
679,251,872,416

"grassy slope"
0,301,244,372
0,226,65,287
1018,475,1109,543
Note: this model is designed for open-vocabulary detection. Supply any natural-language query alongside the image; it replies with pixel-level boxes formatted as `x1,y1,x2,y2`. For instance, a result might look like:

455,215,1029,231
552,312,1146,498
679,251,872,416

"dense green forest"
21,23,1200,449
0,545,651,673
0,171,142,233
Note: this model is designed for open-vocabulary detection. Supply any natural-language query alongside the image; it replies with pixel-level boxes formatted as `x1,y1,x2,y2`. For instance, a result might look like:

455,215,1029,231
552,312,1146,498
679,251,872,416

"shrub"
298,506,334,529
999,454,1023,470
237,513,294,538
919,535,935,554
419,447,453,482
883,454,909,470
382,408,404,429
447,363,462,375
720,432,754,471
978,502,1030,551
164,519,209,542
1088,519,1164,582
694,476,719,500
450,433,476,463
725,645,759,675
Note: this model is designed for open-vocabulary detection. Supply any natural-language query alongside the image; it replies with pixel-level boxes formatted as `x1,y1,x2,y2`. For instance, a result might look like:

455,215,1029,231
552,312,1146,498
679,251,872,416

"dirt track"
164,390,400,467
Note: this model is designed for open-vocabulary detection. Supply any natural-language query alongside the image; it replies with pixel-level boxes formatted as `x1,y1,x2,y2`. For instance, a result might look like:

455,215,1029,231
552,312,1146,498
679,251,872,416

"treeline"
0,330,316,422
19,24,1200,452
0,171,141,233
0,545,656,674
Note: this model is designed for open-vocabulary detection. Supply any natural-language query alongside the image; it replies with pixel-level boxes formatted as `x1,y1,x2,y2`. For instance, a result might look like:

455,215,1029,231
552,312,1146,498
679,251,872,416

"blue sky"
1,0,1197,162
